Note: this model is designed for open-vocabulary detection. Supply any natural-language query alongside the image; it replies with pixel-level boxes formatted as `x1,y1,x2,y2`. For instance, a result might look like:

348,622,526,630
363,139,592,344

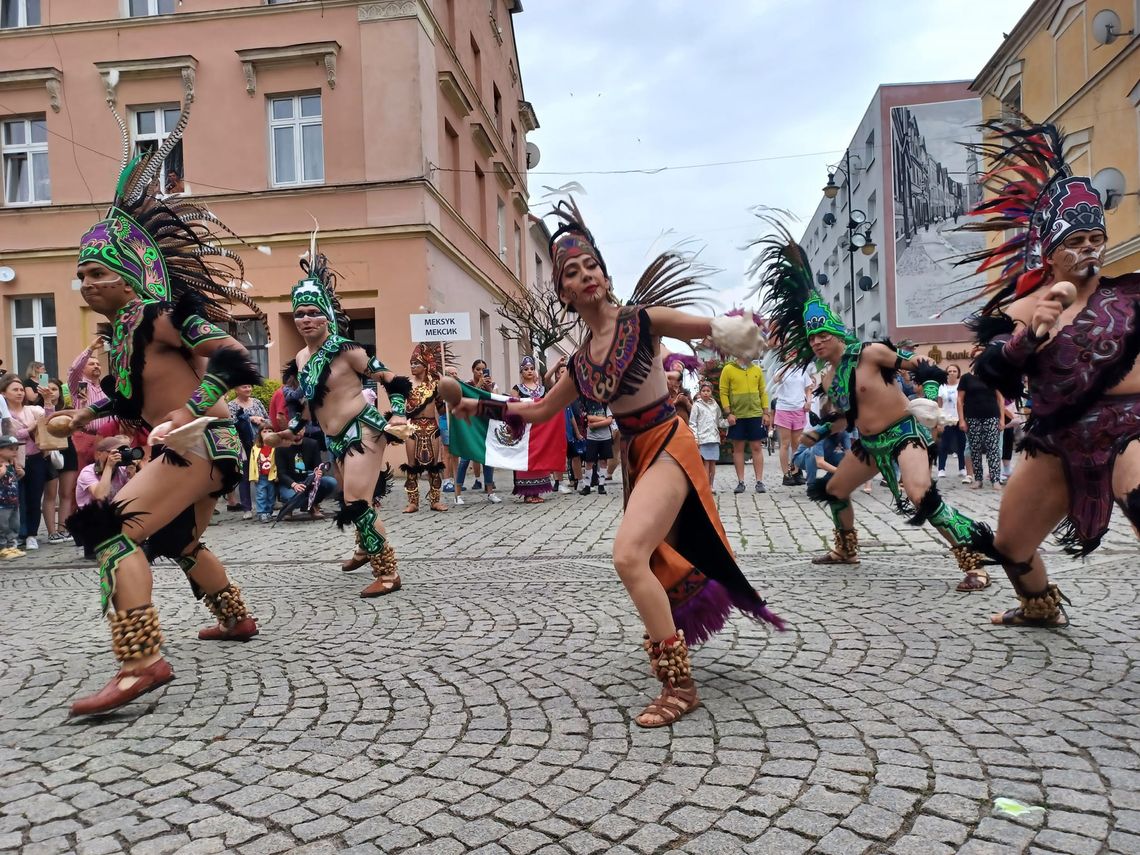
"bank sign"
409,312,471,342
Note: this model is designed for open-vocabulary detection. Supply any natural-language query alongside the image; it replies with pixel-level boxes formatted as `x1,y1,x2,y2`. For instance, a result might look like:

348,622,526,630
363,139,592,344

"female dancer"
450,200,782,727
511,356,553,503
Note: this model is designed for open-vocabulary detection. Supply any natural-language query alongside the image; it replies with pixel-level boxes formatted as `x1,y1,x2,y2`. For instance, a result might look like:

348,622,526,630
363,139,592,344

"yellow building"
970,0,1140,275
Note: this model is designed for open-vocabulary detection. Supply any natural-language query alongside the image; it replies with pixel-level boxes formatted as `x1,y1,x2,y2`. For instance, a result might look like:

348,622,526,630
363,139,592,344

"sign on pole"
410,312,471,342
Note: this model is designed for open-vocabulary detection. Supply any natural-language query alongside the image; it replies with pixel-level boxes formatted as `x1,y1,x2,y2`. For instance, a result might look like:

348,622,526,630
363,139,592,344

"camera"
115,446,145,467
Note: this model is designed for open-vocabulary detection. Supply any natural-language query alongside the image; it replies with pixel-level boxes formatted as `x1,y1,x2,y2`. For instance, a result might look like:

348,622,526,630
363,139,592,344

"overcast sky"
514,0,1029,311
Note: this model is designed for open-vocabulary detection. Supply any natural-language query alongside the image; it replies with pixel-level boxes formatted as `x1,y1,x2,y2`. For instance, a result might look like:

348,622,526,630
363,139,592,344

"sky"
513,0,1030,312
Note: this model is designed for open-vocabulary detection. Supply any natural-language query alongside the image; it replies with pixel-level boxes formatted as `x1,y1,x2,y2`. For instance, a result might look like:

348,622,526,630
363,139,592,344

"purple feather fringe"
671,578,786,646
663,351,702,373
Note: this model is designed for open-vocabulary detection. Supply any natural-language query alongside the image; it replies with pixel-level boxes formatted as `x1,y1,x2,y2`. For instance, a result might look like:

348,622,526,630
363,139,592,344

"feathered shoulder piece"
952,118,1069,314
750,219,851,370
77,93,267,338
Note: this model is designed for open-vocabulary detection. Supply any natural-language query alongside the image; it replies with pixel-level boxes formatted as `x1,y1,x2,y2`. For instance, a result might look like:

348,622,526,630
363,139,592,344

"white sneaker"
25,536,39,550
558,483,572,494
454,496,465,505
487,493,502,504
958,469,968,478
937,470,946,478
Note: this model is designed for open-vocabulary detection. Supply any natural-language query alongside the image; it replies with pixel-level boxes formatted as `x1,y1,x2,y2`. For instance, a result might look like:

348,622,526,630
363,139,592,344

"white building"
799,81,984,346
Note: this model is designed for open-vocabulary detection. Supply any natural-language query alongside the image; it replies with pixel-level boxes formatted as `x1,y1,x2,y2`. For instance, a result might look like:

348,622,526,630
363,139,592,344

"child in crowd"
688,382,724,490
0,435,24,559
248,424,278,522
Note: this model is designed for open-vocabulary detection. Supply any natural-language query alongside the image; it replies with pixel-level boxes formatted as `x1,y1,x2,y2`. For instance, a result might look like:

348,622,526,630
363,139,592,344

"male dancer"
283,245,412,597
756,226,992,590
402,344,448,513
55,98,265,716
959,119,1140,626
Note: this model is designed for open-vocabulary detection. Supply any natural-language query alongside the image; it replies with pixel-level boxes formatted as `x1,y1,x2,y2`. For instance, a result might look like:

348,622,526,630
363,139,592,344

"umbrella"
274,463,330,524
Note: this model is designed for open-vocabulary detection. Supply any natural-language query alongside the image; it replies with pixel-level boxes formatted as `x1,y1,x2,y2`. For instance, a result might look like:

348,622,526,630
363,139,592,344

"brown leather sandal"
635,683,701,728
341,551,368,572
956,569,991,592
812,529,860,565
360,574,402,598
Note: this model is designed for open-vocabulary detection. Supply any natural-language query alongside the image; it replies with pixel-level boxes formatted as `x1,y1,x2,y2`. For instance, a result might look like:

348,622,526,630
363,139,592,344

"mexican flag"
447,381,566,471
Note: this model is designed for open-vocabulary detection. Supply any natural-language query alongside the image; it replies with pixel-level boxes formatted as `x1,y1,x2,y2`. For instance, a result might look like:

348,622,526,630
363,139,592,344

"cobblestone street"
1,470,1138,854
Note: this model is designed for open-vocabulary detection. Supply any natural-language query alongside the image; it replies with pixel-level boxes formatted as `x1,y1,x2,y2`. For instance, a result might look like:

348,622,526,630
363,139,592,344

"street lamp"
822,150,877,334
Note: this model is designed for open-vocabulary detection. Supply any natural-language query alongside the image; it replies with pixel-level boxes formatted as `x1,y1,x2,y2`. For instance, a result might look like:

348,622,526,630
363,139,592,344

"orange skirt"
618,398,783,644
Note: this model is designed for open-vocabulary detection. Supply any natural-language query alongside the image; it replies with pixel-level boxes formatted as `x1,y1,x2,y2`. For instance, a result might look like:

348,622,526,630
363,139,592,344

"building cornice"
235,42,340,95
971,0,1055,93
518,99,539,132
1106,233,1140,266
438,71,472,117
0,0,361,41
1,176,527,298
94,55,197,104
0,67,62,113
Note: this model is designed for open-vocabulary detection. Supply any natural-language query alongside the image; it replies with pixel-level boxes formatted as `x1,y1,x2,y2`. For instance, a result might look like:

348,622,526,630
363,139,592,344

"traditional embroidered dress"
570,306,782,644
511,372,553,498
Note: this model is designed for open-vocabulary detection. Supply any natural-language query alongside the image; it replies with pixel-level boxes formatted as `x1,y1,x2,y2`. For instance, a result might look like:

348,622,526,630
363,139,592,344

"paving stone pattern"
1,471,1137,854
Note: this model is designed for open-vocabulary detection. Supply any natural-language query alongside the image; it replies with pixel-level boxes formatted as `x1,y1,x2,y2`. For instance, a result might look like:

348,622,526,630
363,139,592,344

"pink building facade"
0,0,543,387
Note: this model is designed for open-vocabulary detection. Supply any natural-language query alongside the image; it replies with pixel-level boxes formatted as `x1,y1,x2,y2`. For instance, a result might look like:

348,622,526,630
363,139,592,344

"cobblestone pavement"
2,468,1138,854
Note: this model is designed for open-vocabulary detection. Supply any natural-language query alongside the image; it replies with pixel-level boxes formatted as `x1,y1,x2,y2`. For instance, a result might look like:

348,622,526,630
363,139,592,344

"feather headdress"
750,219,852,370
78,93,267,336
953,118,1105,314
292,224,352,339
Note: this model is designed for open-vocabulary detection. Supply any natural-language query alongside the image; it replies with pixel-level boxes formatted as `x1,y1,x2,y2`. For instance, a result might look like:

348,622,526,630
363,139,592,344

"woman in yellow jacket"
247,424,278,522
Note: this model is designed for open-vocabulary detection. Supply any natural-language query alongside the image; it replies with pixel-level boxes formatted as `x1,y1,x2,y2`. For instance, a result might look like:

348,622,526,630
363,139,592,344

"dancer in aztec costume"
402,343,449,513
58,94,264,717
285,242,413,597
957,119,1140,626
756,224,994,591
450,199,783,727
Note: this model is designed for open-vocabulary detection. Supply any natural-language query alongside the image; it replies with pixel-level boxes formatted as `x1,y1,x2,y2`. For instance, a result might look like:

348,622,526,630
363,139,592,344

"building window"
510,121,517,164
497,198,507,262
268,93,324,187
127,0,175,16
493,84,503,135
479,310,490,360
534,252,543,287
470,35,482,95
131,105,183,194
229,318,269,379
474,164,487,237
864,129,875,167
2,115,49,206
514,223,522,277
12,296,57,378
1001,82,1022,120
444,119,461,205
1,0,40,27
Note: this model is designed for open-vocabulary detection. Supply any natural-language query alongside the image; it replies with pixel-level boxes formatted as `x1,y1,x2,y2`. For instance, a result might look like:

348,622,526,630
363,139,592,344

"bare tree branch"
495,281,580,374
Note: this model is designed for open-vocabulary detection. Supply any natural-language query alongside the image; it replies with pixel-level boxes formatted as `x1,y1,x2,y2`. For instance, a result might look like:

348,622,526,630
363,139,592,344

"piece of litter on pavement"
993,797,1045,817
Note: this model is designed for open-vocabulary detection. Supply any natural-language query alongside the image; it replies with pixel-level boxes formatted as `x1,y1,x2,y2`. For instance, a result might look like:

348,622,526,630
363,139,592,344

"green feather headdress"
749,218,854,370
77,90,266,333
